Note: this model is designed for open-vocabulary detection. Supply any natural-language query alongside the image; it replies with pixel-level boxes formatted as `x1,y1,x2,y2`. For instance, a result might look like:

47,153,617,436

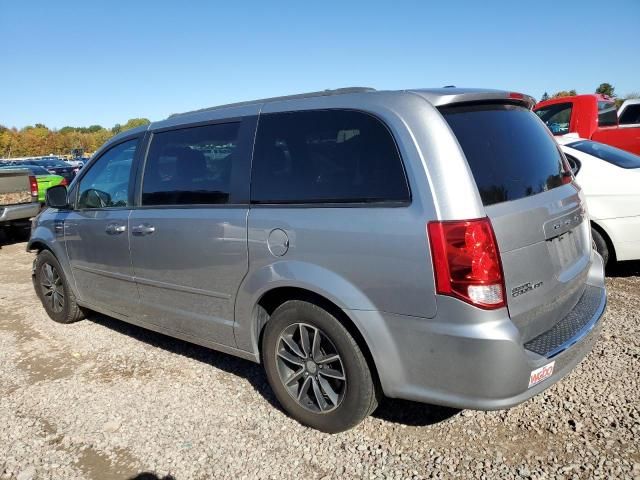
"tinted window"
77,139,137,209
597,101,618,127
619,104,640,125
142,123,240,206
442,104,566,206
567,140,640,169
535,102,572,135
252,110,409,203
27,166,52,175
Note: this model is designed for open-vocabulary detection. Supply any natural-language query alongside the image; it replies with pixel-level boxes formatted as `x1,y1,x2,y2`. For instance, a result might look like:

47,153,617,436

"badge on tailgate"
528,361,555,388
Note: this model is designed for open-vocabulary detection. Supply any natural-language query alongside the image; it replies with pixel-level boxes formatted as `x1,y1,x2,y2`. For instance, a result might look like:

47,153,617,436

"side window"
77,139,137,209
142,123,240,206
251,110,410,203
619,104,640,125
535,103,572,135
597,101,618,127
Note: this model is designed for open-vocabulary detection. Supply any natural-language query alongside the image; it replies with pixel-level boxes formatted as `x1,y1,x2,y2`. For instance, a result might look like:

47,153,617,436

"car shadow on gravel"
0,227,31,248
607,260,640,278
85,312,284,410
86,311,460,428
373,398,460,426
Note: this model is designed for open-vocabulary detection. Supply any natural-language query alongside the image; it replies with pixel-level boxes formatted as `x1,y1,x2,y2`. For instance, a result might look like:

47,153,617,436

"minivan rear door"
441,103,592,342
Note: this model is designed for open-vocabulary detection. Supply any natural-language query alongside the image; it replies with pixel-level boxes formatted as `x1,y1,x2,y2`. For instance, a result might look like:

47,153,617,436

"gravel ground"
0,241,639,480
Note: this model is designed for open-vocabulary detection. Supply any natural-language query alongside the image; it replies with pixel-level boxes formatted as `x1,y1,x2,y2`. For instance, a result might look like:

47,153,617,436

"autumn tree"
0,118,150,158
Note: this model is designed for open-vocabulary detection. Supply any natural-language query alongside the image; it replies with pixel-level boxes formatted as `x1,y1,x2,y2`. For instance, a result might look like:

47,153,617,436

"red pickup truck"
533,94,640,155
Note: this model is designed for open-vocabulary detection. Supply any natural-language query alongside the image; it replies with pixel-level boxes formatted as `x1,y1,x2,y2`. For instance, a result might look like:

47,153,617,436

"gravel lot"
1,241,639,480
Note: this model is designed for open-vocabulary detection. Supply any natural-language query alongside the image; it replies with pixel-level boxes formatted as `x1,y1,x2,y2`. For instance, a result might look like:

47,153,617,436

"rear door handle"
132,224,156,236
105,223,126,235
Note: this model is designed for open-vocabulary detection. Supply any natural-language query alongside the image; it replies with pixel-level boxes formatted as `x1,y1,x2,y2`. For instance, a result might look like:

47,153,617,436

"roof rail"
169,87,376,118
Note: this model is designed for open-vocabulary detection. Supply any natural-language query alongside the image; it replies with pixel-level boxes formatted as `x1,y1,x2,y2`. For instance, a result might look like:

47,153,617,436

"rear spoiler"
413,90,537,110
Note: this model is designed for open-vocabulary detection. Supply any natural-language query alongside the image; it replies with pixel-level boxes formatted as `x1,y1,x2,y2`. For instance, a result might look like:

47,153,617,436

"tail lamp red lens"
60,177,68,187
29,175,38,198
427,218,506,309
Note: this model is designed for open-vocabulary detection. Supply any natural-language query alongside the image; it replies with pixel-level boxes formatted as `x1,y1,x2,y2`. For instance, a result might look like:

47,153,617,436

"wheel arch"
590,220,616,263
254,286,382,392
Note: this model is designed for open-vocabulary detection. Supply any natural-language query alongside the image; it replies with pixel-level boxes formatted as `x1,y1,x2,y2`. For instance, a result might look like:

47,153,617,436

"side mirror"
46,185,69,209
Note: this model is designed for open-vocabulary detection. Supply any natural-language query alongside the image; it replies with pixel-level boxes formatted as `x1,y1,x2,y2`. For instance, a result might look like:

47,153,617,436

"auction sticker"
528,361,555,388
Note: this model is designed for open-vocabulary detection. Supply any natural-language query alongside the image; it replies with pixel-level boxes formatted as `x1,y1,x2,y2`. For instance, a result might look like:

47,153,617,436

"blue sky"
1,0,638,129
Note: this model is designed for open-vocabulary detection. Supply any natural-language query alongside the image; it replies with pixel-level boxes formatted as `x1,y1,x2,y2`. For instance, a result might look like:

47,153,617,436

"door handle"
132,224,156,236
105,223,126,235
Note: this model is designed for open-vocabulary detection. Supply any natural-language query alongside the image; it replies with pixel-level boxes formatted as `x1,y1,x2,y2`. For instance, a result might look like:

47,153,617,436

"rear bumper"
349,252,606,410
0,202,41,223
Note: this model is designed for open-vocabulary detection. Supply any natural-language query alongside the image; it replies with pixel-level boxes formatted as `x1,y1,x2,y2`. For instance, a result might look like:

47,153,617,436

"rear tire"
591,227,610,268
34,250,85,324
262,300,379,433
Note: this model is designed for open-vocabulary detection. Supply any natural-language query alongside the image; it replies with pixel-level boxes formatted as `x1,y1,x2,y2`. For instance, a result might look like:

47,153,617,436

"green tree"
541,92,550,101
595,83,615,97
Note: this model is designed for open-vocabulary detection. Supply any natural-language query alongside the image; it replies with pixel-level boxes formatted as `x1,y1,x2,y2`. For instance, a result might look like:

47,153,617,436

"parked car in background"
17,157,76,182
65,158,87,169
618,99,640,128
557,136,640,267
29,87,606,432
534,94,640,155
0,165,67,203
0,167,40,239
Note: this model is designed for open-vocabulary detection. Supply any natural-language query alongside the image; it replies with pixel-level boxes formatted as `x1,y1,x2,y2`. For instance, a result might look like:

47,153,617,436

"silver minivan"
30,88,606,432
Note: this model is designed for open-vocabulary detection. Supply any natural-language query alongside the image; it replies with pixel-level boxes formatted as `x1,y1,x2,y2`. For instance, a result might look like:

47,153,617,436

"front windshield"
567,140,640,169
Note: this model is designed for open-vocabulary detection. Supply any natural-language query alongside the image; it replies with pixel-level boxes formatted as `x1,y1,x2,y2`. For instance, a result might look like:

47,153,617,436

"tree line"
0,118,150,159
3,83,638,158
541,82,639,107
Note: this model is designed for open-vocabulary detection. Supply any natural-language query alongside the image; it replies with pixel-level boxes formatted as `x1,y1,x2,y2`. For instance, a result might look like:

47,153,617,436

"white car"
618,98,640,128
557,136,640,266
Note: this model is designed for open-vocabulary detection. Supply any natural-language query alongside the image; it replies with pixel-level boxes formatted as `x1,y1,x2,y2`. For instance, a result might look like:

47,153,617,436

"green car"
0,165,67,203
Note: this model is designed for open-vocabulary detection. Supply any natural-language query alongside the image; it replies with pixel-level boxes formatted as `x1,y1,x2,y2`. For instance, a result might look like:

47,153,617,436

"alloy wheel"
40,263,64,313
275,322,346,413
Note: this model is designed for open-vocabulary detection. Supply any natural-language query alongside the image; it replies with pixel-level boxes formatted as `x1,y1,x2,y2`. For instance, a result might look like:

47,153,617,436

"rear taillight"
29,175,38,198
60,177,68,186
427,218,506,309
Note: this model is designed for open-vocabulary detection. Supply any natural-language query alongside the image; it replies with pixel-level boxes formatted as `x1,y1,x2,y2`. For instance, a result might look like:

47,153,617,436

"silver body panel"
29,87,606,410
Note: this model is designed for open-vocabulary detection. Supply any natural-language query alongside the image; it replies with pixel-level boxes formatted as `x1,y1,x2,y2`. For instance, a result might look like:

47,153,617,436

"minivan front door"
65,137,141,315
128,119,254,347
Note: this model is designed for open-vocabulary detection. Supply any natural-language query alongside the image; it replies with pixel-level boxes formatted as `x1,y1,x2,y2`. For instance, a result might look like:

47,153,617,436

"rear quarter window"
442,104,566,206
251,110,410,204
597,101,618,127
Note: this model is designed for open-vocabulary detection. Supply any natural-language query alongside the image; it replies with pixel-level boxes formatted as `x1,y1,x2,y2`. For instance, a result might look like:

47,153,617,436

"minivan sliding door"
128,116,256,348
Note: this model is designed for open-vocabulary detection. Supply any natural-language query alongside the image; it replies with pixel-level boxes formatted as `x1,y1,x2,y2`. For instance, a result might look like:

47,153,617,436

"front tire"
34,250,85,324
262,300,379,433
